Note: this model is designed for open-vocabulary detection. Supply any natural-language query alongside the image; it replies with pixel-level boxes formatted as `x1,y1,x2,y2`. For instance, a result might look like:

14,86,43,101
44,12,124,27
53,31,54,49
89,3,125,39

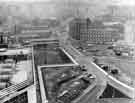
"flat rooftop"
33,43,77,65
38,65,95,103
0,48,33,99
0,48,31,56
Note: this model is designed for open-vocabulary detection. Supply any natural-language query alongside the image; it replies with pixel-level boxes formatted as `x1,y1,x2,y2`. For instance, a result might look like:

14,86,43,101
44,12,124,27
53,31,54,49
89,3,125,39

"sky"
0,0,51,2
112,0,135,5
0,0,135,6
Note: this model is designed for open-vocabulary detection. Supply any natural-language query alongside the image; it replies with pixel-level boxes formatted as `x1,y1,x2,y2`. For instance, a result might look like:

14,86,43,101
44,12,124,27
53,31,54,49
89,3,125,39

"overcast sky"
112,0,135,5
0,0,51,2
0,0,135,6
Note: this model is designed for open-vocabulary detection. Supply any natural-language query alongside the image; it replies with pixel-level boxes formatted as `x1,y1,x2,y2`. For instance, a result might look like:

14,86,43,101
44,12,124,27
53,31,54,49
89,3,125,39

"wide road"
64,44,135,103
64,44,107,85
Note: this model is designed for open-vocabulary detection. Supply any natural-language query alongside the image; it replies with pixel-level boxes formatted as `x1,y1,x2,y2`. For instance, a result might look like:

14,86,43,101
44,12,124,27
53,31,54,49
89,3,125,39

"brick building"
69,18,122,44
80,28,119,44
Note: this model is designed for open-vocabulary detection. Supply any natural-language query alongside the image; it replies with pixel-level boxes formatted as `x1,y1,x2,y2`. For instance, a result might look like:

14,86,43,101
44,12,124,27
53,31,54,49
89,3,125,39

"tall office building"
69,18,83,40
69,18,122,44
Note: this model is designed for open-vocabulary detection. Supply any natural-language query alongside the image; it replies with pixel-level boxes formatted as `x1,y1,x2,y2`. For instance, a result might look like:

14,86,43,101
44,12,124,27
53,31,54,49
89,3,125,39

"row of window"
81,37,113,40
79,30,114,34
81,35,114,41
80,34,112,37
80,36,113,39
70,28,116,33
81,38,114,42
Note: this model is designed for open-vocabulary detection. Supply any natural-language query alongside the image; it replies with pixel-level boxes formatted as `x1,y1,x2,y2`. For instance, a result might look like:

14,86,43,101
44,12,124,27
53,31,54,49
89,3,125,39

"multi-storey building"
19,25,50,34
69,18,122,44
14,25,52,44
69,18,83,40
80,28,119,44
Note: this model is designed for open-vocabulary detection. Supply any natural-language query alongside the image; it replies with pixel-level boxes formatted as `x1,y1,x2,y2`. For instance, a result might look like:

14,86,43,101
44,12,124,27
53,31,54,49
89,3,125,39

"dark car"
111,69,119,75
100,65,110,72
